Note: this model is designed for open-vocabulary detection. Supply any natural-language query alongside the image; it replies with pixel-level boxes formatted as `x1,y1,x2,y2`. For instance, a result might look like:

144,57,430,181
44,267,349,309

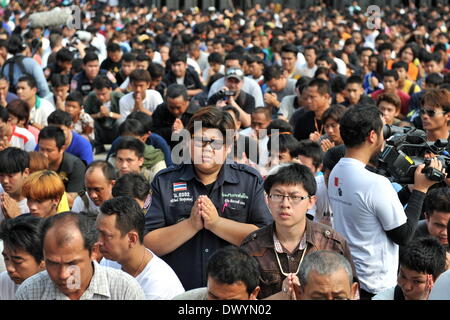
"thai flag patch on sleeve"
173,182,187,192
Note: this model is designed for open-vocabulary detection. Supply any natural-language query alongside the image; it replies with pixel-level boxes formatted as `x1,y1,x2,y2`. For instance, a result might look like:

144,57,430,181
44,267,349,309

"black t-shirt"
293,110,323,141
100,58,121,77
57,152,86,193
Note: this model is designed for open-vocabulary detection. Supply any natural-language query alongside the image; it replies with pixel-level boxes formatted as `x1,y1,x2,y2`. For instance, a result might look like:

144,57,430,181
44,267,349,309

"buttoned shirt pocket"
221,205,247,223
167,205,192,225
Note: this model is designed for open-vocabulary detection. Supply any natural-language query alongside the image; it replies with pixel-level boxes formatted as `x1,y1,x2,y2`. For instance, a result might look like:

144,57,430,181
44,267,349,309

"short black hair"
424,188,450,217
392,61,409,72
66,91,84,107
400,236,446,281
307,78,331,96
107,42,121,52
292,140,324,170
47,110,73,127
0,147,29,174
268,132,299,155
50,74,70,88
119,119,147,137
207,246,260,296
148,62,164,79
425,73,444,87
340,105,383,148
281,43,299,55
38,126,66,150
83,52,99,64
264,65,284,82
6,100,30,123
208,52,224,65
166,83,189,101
264,162,317,196
127,111,153,132
383,70,399,81
93,75,113,90
56,48,74,62
122,52,137,63
322,104,347,123
112,173,150,202
129,69,151,83
18,75,37,89
346,75,363,87
41,212,99,254
116,136,145,158
100,196,145,243
0,215,44,264
169,51,187,64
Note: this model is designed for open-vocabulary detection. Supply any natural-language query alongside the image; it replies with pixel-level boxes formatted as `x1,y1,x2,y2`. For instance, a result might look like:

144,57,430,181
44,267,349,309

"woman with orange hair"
22,170,69,217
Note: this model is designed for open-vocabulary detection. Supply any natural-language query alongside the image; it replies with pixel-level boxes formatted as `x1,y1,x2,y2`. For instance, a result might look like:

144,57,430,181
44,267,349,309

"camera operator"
207,67,255,128
328,105,445,300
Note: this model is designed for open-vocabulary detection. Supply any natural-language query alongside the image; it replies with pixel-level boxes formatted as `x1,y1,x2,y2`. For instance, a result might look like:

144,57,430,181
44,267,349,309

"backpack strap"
408,82,418,96
2,56,28,91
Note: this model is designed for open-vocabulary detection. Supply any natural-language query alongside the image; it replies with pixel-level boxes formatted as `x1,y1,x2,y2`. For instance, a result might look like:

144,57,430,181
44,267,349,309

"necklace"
314,116,324,135
274,243,309,277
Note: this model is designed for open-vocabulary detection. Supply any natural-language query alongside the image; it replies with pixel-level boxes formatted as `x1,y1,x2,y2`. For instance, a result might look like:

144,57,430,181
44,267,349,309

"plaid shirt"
15,261,145,300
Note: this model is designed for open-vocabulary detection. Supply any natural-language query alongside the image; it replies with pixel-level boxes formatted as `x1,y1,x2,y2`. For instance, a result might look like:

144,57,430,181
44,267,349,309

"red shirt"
371,89,411,116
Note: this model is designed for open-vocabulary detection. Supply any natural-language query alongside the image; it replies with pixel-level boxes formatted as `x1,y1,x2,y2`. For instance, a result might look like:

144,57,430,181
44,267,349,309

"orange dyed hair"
22,170,65,201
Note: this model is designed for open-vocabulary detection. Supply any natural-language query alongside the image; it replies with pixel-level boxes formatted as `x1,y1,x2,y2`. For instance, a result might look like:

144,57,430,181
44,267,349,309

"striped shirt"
15,261,145,300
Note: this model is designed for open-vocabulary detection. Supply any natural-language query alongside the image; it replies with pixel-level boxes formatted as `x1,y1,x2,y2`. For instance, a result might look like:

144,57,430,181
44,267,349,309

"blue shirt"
36,131,93,166
2,55,50,98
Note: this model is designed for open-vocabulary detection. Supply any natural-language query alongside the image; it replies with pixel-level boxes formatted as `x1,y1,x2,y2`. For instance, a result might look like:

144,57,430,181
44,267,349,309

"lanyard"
274,243,309,277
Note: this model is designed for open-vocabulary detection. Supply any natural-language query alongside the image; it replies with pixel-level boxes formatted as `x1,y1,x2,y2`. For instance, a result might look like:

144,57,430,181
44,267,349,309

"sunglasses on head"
419,108,447,117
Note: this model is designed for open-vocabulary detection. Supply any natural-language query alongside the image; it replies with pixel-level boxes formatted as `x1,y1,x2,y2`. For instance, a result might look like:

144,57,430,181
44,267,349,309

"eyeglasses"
192,137,224,150
419,109,447,117
268,194,311,204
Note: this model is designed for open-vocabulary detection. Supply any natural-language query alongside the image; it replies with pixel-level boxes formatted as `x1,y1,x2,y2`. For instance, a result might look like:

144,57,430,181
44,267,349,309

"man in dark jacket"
152,84,200,149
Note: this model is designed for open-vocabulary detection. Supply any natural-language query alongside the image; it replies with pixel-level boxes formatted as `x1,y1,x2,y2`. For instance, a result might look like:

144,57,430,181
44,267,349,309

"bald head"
85,160,117,181
41,212,98,254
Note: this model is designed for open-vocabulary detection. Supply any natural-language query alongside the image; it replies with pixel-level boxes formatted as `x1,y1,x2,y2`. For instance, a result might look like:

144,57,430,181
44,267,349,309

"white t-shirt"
71,194,99,214
239,127,269,167
298,64,318,78
429,269,450,300
30,97,55,127
0,271,18,300
10,126,36,152
100,249,185,300
372,286,395,300
328,158,406,294
118,90,163,123
308,175,333,226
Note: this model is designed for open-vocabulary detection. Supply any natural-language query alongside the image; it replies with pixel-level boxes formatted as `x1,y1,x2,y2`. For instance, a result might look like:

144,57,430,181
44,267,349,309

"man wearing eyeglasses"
143,107,272,291
240,162,355,299
420,89,450,144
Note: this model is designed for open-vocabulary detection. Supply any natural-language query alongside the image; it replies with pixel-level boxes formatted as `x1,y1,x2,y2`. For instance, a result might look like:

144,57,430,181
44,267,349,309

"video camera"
379,125,449,184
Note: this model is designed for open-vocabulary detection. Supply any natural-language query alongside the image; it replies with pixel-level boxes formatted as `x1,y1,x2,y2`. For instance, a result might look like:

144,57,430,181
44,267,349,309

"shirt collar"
35,95,41,109
178,164,239,185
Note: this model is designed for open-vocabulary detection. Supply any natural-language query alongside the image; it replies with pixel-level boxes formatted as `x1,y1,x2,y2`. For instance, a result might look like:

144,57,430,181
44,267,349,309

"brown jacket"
240,220,356,299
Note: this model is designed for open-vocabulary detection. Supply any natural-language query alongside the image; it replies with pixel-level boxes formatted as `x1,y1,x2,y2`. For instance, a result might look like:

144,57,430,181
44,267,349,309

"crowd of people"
0,0,448,301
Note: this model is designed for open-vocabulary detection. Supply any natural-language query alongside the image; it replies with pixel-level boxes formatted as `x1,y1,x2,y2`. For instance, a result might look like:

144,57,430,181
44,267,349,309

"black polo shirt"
151,102,201,149
144,163,273,290
293,110,323,141
71,69,117,97
57,152,86,193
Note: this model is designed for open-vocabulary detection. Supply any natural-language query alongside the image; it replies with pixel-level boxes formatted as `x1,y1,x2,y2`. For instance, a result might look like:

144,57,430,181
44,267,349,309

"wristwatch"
109,112,113,118
29,119,34,125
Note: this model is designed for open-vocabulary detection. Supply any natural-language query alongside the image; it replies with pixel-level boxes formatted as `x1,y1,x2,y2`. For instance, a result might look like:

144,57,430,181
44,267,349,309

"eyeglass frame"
192,136,225,150
268,193,311,204
419,108,448,117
